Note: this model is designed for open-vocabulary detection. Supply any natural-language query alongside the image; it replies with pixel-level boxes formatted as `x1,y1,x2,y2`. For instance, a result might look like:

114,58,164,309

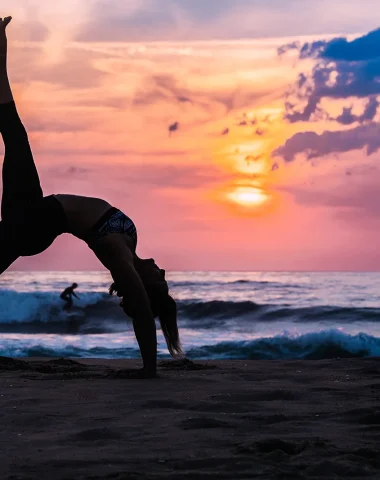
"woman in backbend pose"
0,17,183,377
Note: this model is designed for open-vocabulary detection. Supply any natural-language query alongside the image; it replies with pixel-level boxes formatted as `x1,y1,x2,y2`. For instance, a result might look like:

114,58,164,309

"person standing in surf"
0,16,183,378
60,283,79,312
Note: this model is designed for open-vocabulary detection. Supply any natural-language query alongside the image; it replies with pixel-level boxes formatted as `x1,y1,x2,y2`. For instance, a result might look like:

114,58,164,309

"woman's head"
109,257,183,358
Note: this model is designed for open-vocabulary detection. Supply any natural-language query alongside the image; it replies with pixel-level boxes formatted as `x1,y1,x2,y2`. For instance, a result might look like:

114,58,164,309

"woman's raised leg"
0,17,43,221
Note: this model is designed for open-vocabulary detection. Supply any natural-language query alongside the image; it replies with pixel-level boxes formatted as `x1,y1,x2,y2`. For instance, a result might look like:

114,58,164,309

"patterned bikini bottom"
86,207,137,249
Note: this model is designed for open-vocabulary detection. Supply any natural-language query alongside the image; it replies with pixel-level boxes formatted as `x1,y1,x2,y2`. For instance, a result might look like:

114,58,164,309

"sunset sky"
2,0,380,271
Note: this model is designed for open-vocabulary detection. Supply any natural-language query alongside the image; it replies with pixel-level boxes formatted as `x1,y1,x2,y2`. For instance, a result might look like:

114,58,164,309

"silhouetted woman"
0,17,183,377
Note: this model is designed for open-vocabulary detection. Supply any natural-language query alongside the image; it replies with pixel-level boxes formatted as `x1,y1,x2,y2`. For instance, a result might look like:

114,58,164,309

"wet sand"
0,356,380,479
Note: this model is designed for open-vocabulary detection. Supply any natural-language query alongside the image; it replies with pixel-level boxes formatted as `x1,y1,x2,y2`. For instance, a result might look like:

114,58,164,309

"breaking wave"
1,290,380,335
1,330,379,360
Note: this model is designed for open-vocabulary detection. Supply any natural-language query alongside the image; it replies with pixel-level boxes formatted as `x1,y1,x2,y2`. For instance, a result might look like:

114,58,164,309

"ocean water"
1,271,380,360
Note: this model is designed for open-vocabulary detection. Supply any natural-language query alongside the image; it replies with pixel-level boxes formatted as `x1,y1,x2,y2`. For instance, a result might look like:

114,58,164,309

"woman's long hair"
156,293,183,358
109,281,184,358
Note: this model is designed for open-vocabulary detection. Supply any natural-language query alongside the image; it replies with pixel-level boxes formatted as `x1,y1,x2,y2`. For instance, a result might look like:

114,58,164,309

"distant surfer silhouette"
0,17,183,378
60,283,79,312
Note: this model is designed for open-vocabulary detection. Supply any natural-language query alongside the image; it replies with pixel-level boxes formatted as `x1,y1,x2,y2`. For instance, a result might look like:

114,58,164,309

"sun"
227,186,269,207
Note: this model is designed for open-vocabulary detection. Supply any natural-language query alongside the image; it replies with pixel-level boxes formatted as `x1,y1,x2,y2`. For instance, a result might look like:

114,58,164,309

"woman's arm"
91,235,157,377
113,261,157,377
0,17,13,104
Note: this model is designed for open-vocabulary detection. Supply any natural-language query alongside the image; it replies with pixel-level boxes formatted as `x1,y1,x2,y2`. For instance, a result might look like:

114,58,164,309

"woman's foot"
0,16,13,103
0,17,12,58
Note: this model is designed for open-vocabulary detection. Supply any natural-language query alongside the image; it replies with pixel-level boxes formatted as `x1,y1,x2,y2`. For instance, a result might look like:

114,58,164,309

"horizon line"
6,269,380,274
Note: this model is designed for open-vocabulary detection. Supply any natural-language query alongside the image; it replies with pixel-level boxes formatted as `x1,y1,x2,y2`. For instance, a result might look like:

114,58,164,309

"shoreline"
1,357,379,479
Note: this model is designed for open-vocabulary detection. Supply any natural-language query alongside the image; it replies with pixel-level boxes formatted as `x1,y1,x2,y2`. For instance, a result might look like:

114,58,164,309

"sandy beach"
0,357,379,479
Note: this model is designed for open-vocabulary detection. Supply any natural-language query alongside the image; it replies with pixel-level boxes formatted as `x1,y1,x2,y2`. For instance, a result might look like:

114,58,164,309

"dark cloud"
298,40,329,59
288,28,380,62
133,75,190,107
282,27,380,123
168,122,179,136
230,114,269,135
177,96,192,104
271,162,279,171
276,26,380,164
320,28,380,62
235,113,258,127
334,96,379,125
132,73,268,115
277,41,301,56
273,123,380,162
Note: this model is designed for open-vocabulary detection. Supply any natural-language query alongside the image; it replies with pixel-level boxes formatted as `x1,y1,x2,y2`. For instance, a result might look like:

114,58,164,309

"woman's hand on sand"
0,17,12,57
